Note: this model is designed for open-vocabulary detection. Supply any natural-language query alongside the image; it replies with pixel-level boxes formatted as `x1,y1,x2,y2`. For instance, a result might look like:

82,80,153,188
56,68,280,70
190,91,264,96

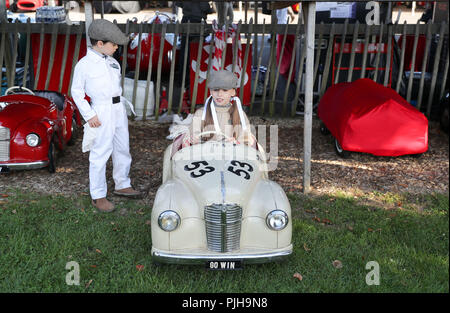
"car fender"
243,180,292,249
151,178,206,251
11,119,54,161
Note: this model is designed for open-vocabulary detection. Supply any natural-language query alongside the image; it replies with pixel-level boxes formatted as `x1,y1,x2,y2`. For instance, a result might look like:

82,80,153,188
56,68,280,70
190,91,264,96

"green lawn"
0,189,448,293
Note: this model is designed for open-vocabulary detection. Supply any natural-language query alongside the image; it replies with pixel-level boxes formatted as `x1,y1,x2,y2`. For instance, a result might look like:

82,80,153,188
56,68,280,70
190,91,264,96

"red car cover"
318,78,428,156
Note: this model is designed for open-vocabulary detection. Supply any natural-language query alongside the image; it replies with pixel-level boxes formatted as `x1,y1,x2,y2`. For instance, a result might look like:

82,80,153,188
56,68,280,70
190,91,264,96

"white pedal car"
151,131,292,268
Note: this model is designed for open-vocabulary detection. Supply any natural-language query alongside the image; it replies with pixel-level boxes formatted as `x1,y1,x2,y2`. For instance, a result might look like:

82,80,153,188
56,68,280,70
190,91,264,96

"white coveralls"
71,48,132,200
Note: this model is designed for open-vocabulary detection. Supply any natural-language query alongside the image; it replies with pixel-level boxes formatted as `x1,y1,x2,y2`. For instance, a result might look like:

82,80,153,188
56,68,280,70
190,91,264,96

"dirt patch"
1,116,448,208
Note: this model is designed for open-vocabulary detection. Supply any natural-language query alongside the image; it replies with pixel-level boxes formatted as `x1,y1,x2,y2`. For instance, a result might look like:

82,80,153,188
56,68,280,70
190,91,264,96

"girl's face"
210,88,236,106
94,41,118,56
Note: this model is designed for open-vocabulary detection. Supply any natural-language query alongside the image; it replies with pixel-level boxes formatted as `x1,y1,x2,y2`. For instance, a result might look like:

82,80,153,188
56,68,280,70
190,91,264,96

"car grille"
0,126,10,162
204,204,242,253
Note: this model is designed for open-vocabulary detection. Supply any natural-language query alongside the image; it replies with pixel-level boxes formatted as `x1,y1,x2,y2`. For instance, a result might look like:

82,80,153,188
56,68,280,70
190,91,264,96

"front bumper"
151,245,293,265
0,161,48,171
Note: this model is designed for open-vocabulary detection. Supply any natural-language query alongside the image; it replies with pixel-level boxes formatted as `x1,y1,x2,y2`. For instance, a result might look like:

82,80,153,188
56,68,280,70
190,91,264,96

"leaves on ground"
0,118,447,208
293,273,303,281
332,260,343,269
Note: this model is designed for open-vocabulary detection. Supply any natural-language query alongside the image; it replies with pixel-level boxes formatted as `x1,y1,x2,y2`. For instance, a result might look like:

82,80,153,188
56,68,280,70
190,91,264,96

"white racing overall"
71,48,133,200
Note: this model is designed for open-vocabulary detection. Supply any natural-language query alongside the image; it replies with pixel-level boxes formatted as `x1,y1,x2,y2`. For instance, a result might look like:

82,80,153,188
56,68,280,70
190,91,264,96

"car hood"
0,95,52,132
171,142,267,207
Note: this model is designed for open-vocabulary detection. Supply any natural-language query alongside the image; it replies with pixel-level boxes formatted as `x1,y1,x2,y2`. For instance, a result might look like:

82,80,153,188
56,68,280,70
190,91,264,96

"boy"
71,19,141,212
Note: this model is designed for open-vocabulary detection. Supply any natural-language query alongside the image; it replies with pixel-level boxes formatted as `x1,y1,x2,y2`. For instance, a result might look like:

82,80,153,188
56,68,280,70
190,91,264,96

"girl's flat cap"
207,70,239,89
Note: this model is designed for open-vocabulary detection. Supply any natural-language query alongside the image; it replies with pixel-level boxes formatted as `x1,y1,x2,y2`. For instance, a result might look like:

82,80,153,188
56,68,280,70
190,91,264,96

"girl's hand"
192,135,200,145
226,137,239,144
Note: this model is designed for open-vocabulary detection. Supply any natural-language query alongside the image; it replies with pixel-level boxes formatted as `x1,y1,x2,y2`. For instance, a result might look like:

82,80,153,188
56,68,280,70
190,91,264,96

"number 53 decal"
228,160,253,180
184,161,215,178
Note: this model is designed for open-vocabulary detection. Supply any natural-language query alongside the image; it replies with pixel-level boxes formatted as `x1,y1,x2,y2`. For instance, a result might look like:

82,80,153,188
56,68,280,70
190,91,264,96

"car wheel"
334,138,350,158
320,122,330,135
67,114,79,146
48,141,57,173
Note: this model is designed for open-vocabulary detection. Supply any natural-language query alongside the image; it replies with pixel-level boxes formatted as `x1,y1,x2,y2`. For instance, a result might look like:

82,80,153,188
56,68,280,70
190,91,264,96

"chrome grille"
0,126,10,162
204,204,242,253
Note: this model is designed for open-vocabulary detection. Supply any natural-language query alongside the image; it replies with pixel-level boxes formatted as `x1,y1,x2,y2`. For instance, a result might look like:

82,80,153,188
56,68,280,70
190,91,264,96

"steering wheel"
196,130,235,143
5,86,35,96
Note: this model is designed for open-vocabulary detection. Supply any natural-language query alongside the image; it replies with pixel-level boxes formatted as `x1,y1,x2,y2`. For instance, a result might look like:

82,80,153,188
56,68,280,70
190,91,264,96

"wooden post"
395,22,407,93
416,21,432,111
132,22,143,110
84,0,94,47
0,0,12,88
426,22,446,117
347,21,359,82
45,23,59,90
406,21,420,103
250,20,266,115
68,25,83,97
283,15,302,116
0,0,7,22
143,22,156,120
178,22,190,115
155,21,168,120
34,23,45,90
23,19,32,88
303,1,316,194
58,24,71,92
167,22,180,115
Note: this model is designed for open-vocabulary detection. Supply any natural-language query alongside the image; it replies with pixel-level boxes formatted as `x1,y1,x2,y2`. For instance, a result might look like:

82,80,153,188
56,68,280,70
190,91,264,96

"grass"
0,189,448,293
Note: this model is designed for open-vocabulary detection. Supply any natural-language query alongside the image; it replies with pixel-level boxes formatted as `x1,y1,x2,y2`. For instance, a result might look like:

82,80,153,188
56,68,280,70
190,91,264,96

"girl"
183,70,255,147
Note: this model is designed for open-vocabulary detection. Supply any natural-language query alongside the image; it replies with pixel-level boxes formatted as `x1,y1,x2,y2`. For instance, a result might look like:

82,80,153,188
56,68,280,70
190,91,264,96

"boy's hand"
88,115,101,128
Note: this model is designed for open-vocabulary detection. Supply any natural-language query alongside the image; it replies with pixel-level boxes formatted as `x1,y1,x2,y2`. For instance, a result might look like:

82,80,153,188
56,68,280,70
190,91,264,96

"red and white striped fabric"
211,21,243,82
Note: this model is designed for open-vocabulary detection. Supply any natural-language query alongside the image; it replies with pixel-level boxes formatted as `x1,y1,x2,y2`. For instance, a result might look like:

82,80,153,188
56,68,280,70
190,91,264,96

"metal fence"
0,18,448,119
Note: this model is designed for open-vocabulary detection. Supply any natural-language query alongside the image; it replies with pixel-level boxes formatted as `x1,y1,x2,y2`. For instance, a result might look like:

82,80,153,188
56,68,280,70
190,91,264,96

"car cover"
318,78,428,156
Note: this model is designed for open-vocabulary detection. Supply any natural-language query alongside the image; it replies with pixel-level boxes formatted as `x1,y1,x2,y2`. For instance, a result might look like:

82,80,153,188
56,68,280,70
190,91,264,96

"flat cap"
207,70,239,90
88,19,129,45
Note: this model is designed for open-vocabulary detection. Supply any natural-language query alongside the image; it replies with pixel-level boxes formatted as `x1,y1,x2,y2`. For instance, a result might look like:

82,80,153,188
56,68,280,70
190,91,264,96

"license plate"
206,260,242,270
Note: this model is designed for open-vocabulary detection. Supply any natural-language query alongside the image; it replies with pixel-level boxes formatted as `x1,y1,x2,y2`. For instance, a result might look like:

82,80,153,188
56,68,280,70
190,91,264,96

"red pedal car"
318,79,428,158
0,86,81,173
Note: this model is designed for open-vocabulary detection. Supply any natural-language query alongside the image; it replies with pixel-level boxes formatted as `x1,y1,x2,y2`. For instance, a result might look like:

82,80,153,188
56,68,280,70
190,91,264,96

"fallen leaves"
293,273,303,281
0,118,448,214
85,279,93,289
332,260,343,269
303,243,311,252
136,265,145,272
312,216,333,225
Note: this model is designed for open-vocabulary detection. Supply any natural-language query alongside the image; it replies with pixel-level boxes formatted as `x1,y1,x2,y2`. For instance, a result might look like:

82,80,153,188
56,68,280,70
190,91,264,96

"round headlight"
158,210,180,232
26,133,40,147
266,210,288,231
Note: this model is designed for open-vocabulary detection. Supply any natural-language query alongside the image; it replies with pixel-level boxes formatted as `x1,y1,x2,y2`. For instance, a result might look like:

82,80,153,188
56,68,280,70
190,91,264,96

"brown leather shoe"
92,198,115,213
113,187,142,198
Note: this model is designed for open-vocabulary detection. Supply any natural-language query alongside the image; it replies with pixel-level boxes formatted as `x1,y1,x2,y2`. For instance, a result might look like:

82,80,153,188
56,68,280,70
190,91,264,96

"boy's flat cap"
88,19,129,45
207,70,239,89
